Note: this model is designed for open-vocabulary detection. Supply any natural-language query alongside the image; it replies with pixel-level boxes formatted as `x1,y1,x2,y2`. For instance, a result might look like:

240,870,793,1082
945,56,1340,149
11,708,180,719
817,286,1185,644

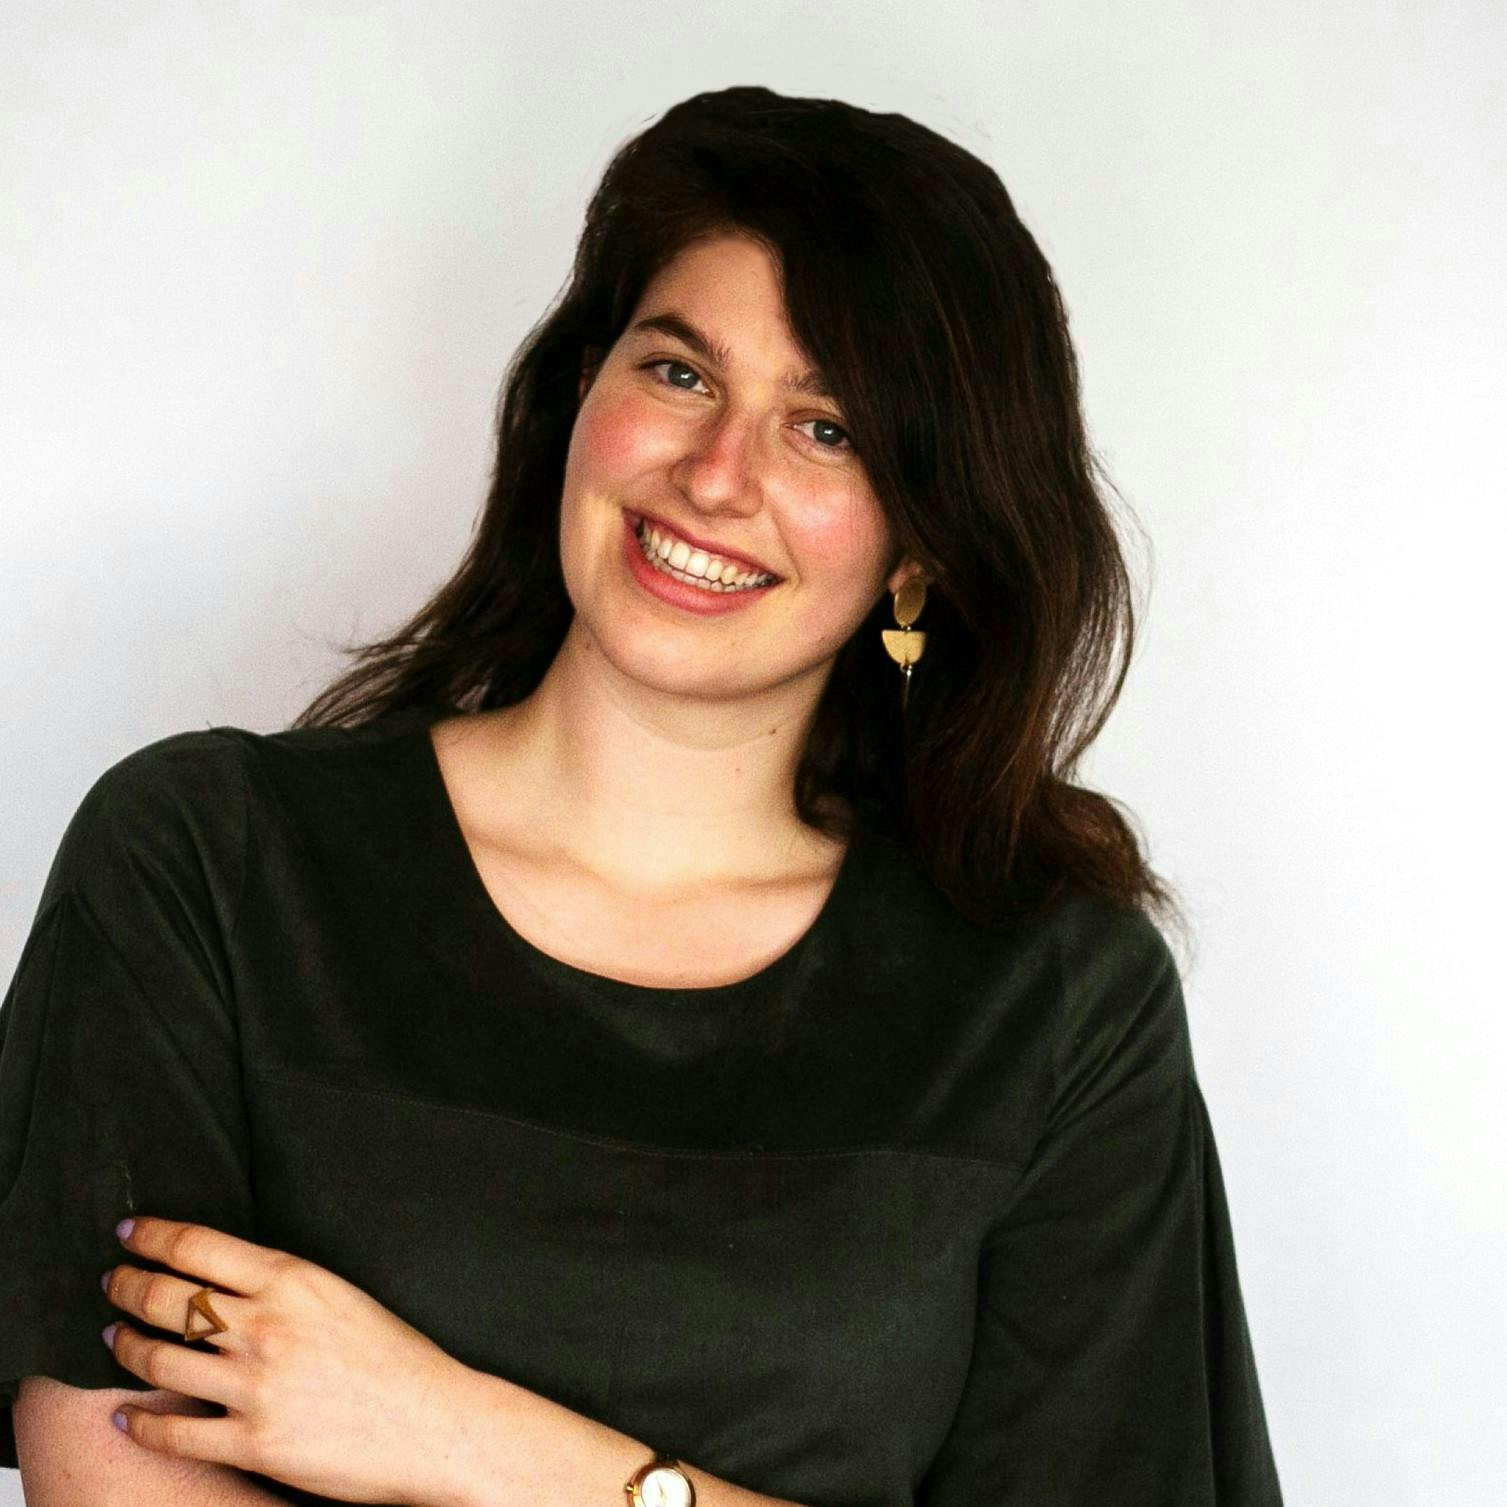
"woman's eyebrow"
628,311,834,399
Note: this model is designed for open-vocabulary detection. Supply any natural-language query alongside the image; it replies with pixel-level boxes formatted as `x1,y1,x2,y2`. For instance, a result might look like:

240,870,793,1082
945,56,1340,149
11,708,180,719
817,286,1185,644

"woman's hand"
100,1214,481,1504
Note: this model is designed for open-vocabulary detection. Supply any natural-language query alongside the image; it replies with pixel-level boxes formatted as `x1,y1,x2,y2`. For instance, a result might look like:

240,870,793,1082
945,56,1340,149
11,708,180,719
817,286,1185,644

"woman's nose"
673,408,763,504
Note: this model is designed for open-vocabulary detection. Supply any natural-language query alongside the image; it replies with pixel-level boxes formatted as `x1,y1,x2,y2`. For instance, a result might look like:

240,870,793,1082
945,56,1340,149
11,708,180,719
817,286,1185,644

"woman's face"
558,231,919,703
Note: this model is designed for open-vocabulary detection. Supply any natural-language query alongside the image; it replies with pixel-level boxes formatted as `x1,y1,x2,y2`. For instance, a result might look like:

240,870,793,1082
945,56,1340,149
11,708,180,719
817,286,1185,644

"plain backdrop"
3,2,1503,1502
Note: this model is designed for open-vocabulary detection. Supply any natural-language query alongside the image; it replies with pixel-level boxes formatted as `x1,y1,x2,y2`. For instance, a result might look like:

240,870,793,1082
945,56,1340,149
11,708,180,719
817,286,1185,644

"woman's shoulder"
1027,887,1189,1092
41,712,433,910
32,726,261,936
1044,886,1178,985
871,843,1185,1052
92,708,432,802
55,725,257,866
858,819,1175,979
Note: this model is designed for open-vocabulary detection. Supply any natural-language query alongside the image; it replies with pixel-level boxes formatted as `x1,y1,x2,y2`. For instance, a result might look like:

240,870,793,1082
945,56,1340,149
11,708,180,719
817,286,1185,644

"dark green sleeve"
917,914,1283,1505
0,732,256,1469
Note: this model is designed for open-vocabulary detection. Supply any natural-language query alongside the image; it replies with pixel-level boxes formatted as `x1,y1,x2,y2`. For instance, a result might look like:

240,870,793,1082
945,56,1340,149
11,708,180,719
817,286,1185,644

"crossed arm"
17,1368,804,1507
15,1211,811,1507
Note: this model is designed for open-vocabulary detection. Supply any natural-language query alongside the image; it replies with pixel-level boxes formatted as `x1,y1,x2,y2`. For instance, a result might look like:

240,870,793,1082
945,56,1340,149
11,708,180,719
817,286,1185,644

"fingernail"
115,1218,135,1241
102,1323,119,1347
112,1409,128,1432
101,1269,113,1293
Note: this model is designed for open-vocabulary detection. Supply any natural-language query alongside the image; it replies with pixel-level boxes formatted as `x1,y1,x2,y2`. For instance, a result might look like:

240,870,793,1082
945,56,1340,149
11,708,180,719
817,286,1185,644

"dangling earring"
881,576,928,712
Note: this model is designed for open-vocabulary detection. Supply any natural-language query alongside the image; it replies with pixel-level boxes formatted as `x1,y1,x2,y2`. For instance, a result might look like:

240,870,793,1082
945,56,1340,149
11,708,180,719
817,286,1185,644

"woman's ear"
885,556,930,598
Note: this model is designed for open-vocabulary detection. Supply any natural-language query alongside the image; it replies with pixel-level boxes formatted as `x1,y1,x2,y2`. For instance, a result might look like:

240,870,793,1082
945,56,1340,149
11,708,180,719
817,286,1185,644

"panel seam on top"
248,1065,1029,1170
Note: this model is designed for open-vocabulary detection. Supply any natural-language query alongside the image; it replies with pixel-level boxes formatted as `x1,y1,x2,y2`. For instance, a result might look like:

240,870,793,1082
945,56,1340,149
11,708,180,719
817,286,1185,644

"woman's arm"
433,1366,805,1507
20,1368,809,1507
914,911,1281,1504
15,1378,293,1506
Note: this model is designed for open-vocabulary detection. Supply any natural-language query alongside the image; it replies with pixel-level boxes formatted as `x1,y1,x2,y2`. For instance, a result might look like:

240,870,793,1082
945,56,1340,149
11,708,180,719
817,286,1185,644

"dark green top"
0,710,1281,1504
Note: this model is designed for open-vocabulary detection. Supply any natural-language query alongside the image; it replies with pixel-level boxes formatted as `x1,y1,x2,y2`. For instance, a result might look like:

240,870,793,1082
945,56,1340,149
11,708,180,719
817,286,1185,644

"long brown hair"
293,86,1185,938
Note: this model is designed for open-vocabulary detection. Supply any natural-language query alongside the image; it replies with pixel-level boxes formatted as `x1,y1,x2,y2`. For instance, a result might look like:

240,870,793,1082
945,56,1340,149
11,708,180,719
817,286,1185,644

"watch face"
640,1465,693,1507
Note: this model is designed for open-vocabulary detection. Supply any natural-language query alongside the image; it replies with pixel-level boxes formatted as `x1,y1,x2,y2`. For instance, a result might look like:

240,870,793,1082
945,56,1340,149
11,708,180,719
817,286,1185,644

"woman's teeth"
635,519,777,593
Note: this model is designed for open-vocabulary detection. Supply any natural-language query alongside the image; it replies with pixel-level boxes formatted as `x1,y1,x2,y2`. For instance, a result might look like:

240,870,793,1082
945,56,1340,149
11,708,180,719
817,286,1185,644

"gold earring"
881,576,927,712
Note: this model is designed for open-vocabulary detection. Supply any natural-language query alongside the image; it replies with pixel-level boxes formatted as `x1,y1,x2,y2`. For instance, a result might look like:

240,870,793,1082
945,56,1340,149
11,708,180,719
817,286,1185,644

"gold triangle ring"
184,1286,229,1342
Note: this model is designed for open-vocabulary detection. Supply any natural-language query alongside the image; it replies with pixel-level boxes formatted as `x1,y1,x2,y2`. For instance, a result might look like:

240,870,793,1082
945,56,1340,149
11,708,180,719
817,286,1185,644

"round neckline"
407,715,866,1002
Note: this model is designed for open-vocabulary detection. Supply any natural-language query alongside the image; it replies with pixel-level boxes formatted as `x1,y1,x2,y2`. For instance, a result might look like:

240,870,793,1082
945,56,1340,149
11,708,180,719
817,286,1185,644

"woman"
0,87,1282,1504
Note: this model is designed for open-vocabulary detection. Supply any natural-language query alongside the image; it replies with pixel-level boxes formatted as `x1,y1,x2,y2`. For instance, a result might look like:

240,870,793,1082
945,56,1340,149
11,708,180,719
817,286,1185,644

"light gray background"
3,2,1503,1502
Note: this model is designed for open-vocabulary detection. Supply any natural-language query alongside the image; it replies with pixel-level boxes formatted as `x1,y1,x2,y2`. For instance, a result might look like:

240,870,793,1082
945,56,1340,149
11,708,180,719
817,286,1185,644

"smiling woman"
1,86,1282,1505
556,231,912,682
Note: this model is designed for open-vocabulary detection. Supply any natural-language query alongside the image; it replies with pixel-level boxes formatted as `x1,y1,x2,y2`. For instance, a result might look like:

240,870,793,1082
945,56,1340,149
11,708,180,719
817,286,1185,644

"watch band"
624,1449,696,1507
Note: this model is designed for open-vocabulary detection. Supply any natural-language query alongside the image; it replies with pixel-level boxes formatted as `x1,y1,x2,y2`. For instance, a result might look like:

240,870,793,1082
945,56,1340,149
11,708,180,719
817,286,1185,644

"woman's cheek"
577,389,676,478
795,489,893,584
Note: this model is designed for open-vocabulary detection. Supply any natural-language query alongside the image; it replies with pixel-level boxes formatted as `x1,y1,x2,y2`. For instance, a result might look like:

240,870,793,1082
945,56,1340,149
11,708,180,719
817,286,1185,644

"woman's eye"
641,359,855,457
796,417,855,455
643,359,708,393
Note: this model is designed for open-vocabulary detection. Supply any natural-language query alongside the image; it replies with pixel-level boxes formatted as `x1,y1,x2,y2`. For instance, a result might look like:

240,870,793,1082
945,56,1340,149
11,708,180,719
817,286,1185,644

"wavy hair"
293,85,1185,937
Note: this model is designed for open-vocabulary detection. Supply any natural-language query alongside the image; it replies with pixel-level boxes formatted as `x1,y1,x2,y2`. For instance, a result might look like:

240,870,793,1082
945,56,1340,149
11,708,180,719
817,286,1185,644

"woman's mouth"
631,515,780,593
621,510,782,616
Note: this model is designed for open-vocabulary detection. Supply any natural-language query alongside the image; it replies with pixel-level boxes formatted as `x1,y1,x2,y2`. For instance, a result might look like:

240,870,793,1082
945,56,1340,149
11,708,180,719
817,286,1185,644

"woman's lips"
622,509,779,616
629,510,780,580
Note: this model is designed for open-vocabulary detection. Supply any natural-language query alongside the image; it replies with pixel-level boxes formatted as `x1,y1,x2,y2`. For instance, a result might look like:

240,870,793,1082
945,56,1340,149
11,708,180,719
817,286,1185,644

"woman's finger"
103,1263,251,1352
113,1393,248,1471
116,1214,293,1298
104,1319,246,1414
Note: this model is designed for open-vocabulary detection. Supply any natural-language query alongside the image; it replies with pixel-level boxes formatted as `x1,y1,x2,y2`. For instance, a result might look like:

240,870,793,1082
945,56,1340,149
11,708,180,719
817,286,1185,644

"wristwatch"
624,1449,696,1507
